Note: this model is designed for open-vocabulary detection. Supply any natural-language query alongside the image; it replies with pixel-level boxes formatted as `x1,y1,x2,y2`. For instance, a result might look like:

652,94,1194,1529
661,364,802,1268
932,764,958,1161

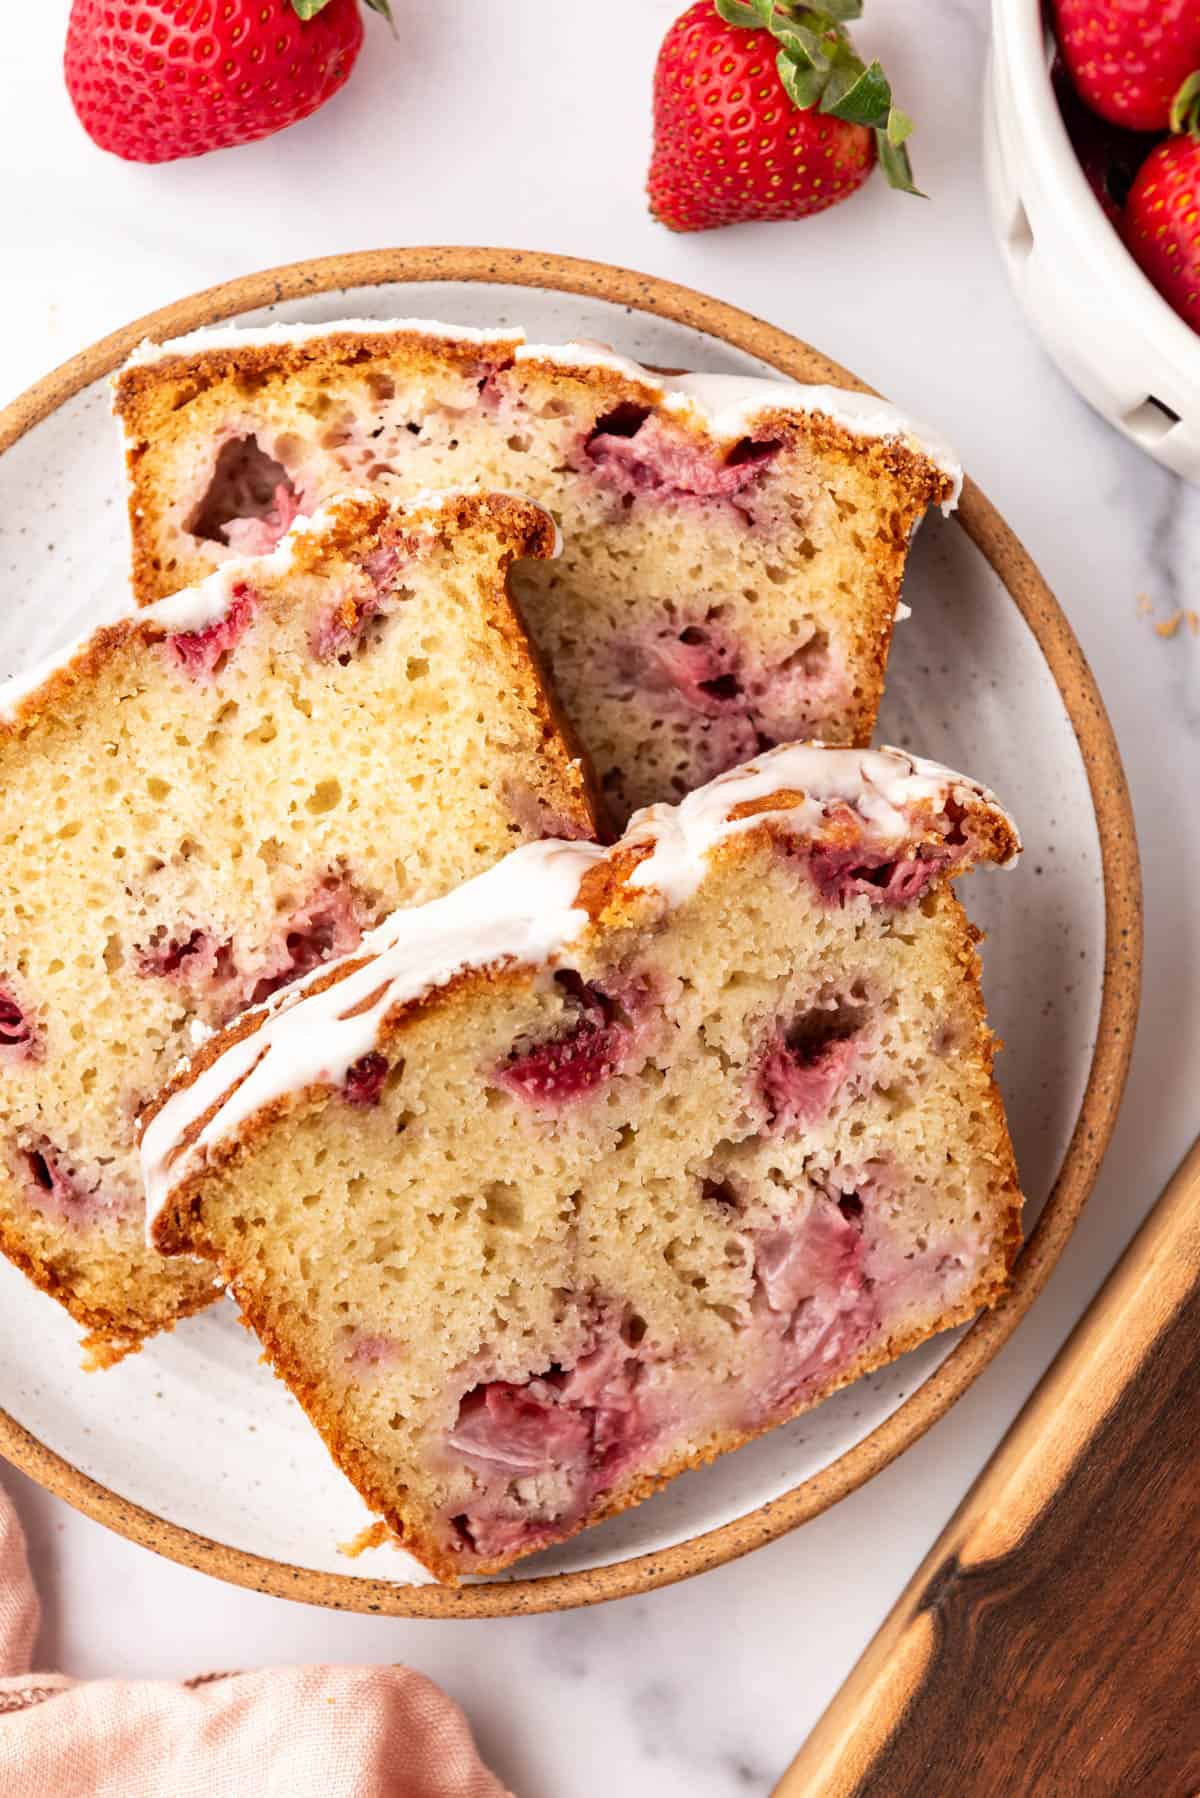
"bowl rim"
991,0,1200,372
0,245,1142,1618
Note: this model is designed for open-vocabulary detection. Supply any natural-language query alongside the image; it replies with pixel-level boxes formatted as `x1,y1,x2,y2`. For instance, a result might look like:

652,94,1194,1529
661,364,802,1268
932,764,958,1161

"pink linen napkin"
0,1479,510,1797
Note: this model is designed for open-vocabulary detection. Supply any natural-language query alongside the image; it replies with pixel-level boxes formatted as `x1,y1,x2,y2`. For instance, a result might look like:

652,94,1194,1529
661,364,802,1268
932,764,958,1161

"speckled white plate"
0,251,1139,1616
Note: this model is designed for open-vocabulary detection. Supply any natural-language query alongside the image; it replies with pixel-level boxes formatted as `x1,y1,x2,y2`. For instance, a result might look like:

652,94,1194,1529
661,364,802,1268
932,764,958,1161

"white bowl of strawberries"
985,0,1200,480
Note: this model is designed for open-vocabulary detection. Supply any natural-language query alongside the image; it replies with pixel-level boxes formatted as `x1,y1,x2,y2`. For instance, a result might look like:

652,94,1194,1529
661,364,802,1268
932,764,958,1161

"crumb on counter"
1138,596,1198,641
339,1519,401,1559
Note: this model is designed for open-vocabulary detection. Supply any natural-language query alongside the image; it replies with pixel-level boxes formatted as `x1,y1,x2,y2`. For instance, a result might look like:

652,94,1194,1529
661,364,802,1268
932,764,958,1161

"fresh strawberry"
1125,77,1200,331
1052,55,1157,225
64,0,391,165
1051,0,1200,133
648,0,919,234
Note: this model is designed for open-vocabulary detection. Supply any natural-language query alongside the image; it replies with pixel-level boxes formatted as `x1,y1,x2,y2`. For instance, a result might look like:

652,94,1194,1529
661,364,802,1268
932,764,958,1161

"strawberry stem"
712,0,921,195
1170,70,1200,137
291,0,394,24
715,0,778,22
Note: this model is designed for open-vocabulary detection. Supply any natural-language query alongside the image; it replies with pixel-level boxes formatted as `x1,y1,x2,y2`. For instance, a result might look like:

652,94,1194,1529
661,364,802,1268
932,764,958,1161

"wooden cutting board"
776,1138,1200,1797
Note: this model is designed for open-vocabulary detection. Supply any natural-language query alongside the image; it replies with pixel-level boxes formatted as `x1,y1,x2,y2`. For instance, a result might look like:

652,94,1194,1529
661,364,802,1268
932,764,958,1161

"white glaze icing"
0,498,354,723
0,488,550,724
0,612,129,724
121,318,519,367
660,373,963,508
119,318,962,502
513,338,661,387
142,745,1017,1228
141,839,605,1231
623,742,1020,906
152,486,500,629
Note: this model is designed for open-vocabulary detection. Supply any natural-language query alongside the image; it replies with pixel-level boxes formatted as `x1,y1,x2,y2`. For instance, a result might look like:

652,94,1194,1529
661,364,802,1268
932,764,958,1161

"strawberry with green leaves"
648,0,919,233
65,0,392,165
1125,74,1200,332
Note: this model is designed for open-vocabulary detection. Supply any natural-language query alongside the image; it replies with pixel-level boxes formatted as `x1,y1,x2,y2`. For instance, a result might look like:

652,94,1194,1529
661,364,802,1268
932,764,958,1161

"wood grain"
778,1138,1200,1798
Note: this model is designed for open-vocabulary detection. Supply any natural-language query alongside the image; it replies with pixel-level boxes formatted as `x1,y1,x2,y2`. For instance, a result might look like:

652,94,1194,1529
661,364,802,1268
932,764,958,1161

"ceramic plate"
0,251,1140,1616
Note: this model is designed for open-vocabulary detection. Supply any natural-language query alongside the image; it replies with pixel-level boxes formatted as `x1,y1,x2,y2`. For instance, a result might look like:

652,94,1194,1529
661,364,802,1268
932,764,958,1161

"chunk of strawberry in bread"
143,743,1021,1578
0,489,597,1364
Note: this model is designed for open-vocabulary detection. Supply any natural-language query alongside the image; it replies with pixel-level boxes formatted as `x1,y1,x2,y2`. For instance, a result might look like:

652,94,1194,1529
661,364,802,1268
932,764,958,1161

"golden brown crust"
146,958,539,1255
3,486,599,1356
199,1211,1017,1583
113,333,951,610
3,484,599,845
3,492,513,709
114,326,520,410
435,1266,1015,1582
387,884,1022,1580
0,1209,220,1368
145,801,1021,1503
463,507,604,844
115,331,517,602
147,797,1021,1339
1,619,151,740
215,1175,1020,1581
149,888,1022,1583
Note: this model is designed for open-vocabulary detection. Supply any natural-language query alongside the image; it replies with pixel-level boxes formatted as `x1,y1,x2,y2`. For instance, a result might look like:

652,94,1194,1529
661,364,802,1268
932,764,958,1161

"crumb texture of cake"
0,488,596,1363
143,743,1021,1580
115,321,961,821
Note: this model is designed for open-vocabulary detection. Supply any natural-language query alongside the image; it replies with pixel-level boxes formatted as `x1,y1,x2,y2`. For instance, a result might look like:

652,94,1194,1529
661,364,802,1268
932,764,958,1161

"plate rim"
0,245,1142,1618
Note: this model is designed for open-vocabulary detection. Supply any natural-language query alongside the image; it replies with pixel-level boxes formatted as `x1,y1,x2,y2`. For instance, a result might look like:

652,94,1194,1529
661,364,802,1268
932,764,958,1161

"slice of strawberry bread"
0,489,596,1365
143,743,1021,1581
114,320,961,822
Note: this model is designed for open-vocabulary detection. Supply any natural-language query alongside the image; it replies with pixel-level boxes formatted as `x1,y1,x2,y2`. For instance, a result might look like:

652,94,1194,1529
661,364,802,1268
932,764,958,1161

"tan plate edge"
0,246,1143,1618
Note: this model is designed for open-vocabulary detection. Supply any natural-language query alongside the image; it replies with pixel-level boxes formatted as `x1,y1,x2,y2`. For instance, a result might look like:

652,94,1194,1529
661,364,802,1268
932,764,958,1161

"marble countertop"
2,2,1197,1792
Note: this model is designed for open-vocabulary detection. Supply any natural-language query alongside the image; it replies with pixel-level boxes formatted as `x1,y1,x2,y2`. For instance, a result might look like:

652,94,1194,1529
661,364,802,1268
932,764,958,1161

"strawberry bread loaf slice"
143,743,1021,1580
0,488,596,1364
114,320,961,821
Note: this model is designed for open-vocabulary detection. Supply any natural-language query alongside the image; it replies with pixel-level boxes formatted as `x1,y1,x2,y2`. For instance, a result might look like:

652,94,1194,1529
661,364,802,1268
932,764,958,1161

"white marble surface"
1,3,1197,1793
